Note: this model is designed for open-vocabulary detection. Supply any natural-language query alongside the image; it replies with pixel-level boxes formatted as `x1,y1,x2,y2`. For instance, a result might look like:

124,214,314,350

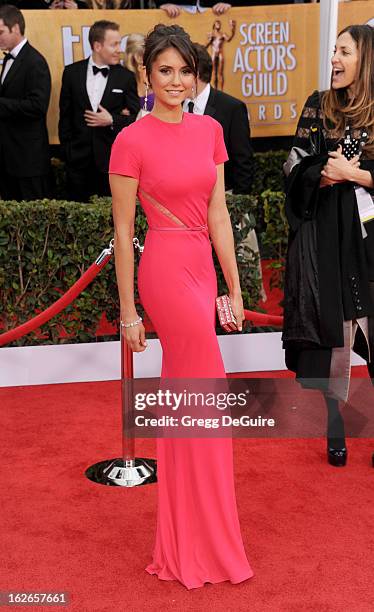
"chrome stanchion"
99,328,157,487
85,330,157,486
86,238,157,487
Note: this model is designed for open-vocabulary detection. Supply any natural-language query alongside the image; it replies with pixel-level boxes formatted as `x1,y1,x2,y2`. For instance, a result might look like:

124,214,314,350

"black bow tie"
92,65,109,78
3,52,15,63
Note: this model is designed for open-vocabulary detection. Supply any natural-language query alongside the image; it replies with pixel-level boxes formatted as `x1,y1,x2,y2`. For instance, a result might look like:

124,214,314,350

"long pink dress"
109,112,253,589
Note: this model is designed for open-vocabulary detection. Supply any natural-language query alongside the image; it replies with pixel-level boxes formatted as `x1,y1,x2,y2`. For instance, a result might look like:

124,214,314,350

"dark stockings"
324,395,346,450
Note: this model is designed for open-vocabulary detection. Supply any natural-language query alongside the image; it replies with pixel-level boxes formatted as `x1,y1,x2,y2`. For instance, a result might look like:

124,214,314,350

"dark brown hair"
193,42,213,84
88,20,119,49
0,4,25,36
322,24,374,156
143,24,198,83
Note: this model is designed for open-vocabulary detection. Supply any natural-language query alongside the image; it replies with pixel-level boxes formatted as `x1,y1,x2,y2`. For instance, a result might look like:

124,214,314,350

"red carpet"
1,381,374,612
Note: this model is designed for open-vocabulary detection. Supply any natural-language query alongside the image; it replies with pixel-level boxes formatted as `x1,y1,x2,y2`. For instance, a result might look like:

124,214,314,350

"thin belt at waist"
149,224,208,232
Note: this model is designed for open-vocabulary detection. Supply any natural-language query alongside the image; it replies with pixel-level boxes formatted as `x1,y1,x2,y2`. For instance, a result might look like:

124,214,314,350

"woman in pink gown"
109,24,253,589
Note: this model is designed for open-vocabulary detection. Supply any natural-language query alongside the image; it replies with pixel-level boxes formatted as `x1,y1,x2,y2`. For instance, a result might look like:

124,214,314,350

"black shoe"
327,446,347,467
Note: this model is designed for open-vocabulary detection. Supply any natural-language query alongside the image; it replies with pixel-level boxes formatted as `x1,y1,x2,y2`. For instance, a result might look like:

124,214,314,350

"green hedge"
251,151,287,196
1,193,286,346
1,199,115,345
259,189,288,289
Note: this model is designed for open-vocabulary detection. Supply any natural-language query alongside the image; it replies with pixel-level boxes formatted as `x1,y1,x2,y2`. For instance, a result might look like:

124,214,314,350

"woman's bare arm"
208,164,244,331
110,173,147,352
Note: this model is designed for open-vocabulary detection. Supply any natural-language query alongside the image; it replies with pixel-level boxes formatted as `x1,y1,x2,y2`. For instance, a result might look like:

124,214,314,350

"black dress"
282,90,374,387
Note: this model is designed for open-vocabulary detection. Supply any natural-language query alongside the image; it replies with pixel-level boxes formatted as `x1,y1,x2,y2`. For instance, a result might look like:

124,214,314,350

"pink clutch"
216,294,237,332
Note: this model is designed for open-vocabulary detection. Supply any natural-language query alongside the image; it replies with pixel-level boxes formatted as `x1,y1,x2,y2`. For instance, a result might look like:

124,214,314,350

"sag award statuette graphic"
206,18,236,91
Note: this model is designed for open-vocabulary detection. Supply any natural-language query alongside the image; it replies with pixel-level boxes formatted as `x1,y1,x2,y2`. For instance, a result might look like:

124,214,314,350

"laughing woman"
283,25,374,467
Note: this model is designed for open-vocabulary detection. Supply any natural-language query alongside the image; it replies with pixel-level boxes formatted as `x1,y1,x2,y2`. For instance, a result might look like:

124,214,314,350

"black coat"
58,59,140,172
0,41,51,177
204,87,254,194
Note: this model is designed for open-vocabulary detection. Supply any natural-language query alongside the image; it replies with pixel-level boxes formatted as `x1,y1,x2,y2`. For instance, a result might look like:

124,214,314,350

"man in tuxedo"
184,42,253,194
59,20,139,202
0,4,51,200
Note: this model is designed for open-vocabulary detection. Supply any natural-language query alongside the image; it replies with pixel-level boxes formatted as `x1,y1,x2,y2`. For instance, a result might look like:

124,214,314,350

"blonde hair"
123,33,145,76
322,24,374,157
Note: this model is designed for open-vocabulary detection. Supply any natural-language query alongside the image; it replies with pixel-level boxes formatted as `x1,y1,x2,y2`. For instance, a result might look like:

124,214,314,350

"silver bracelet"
120,317,143,328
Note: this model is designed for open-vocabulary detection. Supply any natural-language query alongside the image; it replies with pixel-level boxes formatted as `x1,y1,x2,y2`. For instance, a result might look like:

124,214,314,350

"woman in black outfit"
283,25,374,467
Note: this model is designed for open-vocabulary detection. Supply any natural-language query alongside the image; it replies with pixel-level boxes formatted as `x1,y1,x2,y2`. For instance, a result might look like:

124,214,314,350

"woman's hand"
159,3,181,17
212,3,232,15
121,316,147,353
229,292,245,332
320,145,360,184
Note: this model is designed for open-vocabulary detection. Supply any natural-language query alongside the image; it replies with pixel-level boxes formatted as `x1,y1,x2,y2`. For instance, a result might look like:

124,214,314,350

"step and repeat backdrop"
7,1,374,143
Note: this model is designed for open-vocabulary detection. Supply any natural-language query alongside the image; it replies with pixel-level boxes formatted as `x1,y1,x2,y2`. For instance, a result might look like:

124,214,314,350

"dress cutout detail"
138,188,188,228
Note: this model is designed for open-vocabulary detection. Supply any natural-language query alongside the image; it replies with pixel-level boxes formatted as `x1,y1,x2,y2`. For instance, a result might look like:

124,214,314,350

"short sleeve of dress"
213,120,229,165
109,128,141,180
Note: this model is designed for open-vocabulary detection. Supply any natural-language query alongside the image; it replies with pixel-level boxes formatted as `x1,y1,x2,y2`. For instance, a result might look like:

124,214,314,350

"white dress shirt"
178,0,207,13
183,83,211,115
86,56,109,112
1,38,28,84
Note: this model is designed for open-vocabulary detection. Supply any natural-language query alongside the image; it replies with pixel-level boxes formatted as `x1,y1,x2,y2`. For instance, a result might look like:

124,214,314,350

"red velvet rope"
244,310,283,327
0,246,113,347
0,242,283,348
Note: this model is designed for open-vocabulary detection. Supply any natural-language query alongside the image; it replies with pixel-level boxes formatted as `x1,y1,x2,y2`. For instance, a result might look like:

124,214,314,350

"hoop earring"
144,83,149,112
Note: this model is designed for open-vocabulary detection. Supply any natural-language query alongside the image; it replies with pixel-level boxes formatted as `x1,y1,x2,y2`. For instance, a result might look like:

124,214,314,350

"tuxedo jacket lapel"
204,87,217,118
0,56,7,85
99,66,115,108
0,42,28,90
80,59,92,110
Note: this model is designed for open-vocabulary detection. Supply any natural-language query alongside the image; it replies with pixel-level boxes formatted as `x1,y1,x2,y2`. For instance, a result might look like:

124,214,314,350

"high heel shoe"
327,446,347,467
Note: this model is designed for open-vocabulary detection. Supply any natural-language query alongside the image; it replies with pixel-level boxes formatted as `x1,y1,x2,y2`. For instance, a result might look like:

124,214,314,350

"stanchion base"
85,457,157,487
